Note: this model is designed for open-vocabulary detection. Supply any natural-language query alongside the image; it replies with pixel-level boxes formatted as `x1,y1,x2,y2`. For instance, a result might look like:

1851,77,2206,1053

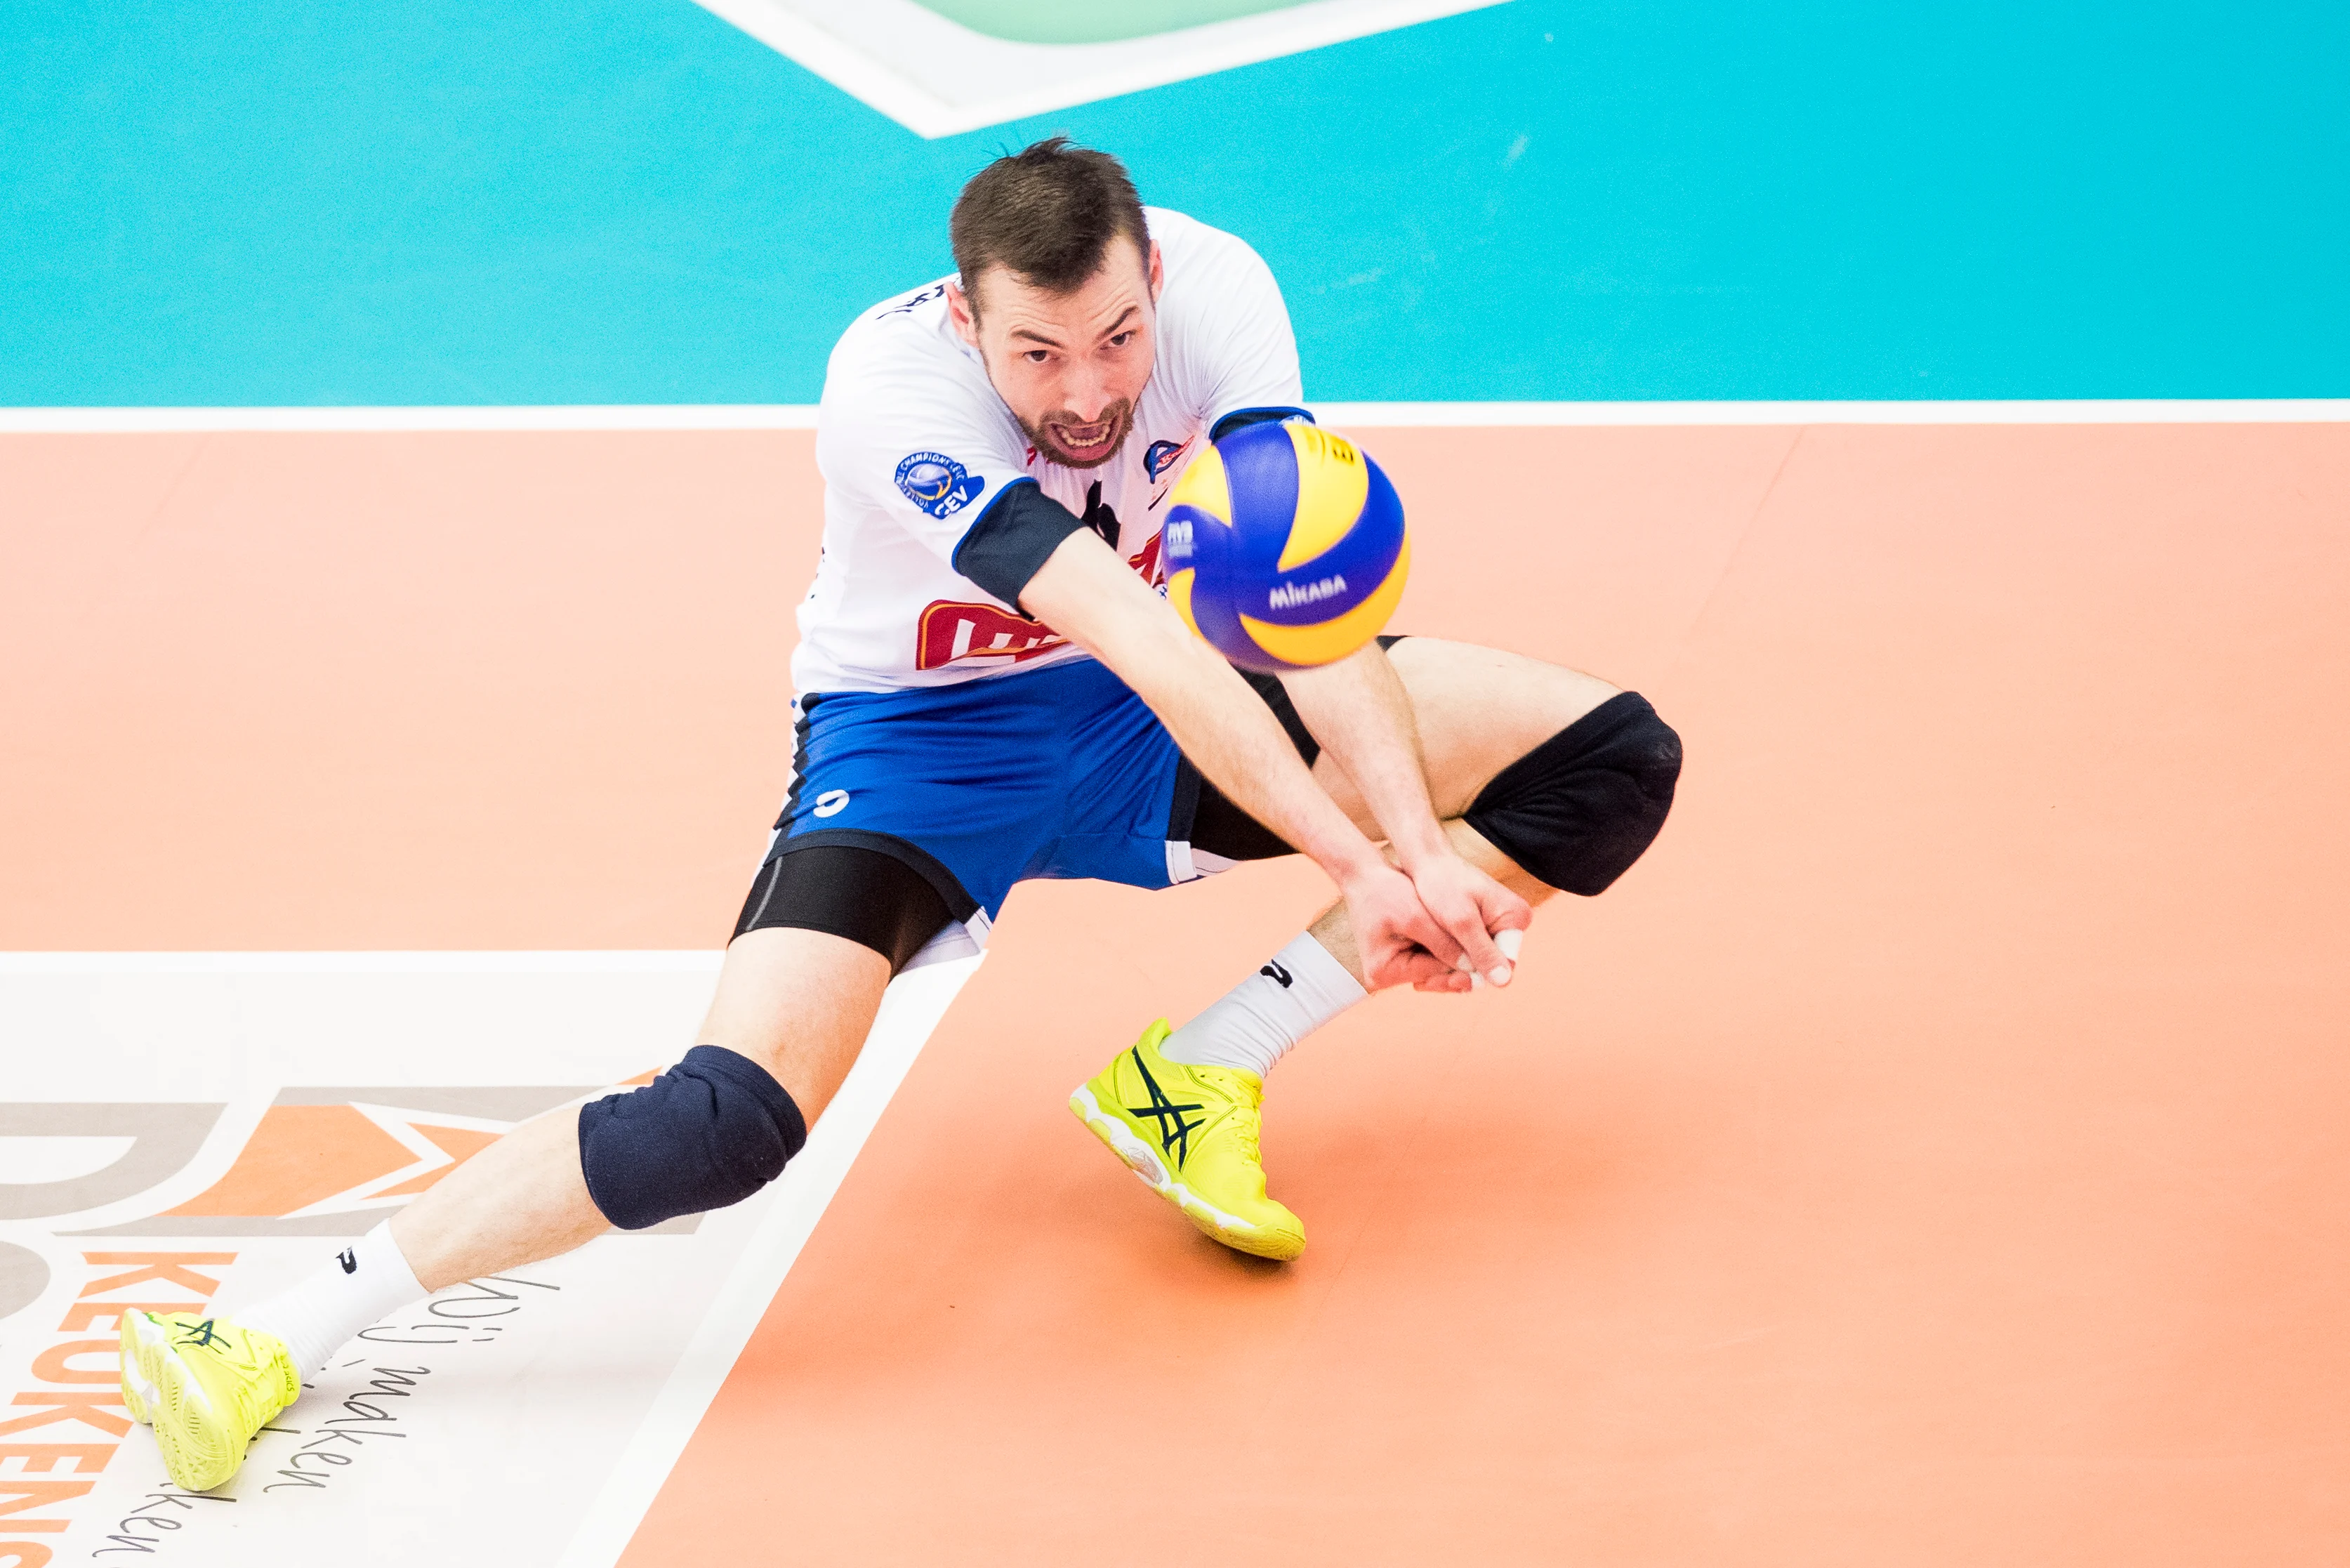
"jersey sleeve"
1159,223,1309,434
815,353,1080,606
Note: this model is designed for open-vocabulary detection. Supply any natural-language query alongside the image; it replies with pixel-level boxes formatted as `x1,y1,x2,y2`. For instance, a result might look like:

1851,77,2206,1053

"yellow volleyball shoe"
119,1310,301,1491
1069,1019,1307,1261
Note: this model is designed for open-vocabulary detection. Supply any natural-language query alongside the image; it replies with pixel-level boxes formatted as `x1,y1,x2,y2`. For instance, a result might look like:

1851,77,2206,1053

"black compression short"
733,638,1399,968
1180,634,1408,864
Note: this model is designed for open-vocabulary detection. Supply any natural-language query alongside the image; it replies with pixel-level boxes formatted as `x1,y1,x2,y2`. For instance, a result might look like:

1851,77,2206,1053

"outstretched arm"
1281,644,1529,990
1019,529,1462,990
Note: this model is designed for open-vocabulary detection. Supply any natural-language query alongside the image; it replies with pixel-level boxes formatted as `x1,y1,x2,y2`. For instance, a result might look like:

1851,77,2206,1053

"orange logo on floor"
167,1105,503,1220
52,1079,659,1240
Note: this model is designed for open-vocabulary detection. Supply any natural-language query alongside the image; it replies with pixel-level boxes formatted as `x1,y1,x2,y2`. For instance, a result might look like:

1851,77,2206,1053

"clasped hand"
1343,850,1531,994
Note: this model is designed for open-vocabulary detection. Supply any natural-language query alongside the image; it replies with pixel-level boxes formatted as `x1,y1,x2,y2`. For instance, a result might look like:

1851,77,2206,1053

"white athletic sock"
240,1221,428,1375
1160,931,1368,1080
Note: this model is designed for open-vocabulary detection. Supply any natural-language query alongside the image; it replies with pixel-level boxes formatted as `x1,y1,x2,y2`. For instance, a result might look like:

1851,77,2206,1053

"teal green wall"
2,0,2343,404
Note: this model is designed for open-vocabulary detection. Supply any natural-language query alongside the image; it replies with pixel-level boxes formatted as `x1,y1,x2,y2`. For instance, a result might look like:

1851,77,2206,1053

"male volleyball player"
120,138,1682,1492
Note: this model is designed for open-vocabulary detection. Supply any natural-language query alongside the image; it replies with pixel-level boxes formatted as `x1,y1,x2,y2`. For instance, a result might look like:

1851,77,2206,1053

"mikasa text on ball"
1161,419,1411,674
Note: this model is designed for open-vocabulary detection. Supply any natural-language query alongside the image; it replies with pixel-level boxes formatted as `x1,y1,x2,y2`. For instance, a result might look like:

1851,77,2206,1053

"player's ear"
1147,242,1164,303
946,278,979,347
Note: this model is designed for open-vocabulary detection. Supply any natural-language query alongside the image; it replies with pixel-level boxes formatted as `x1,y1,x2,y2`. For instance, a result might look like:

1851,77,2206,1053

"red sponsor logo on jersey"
1126,528,1165,587
916,601,1070,671
913,535,1167,671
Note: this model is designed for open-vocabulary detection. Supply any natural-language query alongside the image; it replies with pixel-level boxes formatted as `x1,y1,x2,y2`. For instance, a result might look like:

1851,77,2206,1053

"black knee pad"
577,1046,808,1231
1463,692,1682,896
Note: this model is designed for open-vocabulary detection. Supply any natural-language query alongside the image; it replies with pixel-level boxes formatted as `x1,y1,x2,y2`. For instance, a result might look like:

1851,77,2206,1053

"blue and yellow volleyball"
1161,420,1411,674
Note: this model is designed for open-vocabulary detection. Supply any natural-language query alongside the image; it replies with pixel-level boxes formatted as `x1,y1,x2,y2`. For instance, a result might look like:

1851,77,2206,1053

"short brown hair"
951,136,1147,310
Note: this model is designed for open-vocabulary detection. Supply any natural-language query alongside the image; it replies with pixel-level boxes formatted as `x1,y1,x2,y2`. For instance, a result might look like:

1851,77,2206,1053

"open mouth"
1049,418,1117,459
1034,402,1131,468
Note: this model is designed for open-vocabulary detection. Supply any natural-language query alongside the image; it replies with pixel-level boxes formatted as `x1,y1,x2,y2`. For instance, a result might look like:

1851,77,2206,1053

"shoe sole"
119,1310,157,1429
121,1362,159,1425
117,1312,159,1425
121,1312,246,1492
1068,1086,1306,1263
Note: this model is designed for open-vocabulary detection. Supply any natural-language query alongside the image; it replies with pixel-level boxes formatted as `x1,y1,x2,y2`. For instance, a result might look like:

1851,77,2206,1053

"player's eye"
1107,331,1133,348
1023,349,1050,364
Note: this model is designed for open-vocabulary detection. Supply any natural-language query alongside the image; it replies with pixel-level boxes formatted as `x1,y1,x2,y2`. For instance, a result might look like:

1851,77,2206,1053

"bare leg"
391,925,890,1291
1304,638,1621,988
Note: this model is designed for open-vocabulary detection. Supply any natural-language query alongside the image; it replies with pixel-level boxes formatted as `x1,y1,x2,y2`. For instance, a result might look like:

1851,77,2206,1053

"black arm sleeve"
950,478,1090,607
1210,405,1315,442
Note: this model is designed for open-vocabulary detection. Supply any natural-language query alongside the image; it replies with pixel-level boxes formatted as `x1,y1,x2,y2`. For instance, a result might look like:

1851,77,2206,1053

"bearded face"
1015,397,1135,469
950,235,1163,471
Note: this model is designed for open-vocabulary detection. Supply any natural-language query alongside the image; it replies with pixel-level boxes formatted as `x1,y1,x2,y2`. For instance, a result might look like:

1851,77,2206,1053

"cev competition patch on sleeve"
896,452,984,518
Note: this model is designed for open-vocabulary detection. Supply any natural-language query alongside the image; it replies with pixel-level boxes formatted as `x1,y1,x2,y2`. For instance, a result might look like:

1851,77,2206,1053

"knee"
1463,693,1682,896
577,1046,808,1231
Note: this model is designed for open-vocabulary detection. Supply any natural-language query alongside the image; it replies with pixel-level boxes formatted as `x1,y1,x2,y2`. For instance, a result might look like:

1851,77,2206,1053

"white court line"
2,400,2345,433
554,952,979,1568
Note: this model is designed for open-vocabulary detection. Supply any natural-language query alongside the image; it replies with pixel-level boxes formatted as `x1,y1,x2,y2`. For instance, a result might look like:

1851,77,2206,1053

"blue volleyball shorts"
735,654,1282,968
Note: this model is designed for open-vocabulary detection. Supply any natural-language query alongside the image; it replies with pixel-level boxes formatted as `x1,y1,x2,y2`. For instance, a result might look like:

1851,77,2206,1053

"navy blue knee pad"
1463,692,1682,896
577,1046,808,1231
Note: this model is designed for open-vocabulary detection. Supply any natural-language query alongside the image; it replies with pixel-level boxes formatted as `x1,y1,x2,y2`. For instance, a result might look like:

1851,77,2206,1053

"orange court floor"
8,421,2349,1562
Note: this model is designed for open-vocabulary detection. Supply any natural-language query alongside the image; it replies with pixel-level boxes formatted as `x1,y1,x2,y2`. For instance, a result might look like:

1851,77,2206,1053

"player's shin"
1159,930,1367,1079
235,1043,811,1375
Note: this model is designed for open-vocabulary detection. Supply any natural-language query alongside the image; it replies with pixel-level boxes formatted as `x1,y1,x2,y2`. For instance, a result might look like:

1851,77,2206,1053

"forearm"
1281,643,1448,867
1020,534,1386,886
1113,612,1387,881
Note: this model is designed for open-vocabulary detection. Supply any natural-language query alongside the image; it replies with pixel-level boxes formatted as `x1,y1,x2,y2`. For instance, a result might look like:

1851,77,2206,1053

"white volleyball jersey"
794,207,1305,694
